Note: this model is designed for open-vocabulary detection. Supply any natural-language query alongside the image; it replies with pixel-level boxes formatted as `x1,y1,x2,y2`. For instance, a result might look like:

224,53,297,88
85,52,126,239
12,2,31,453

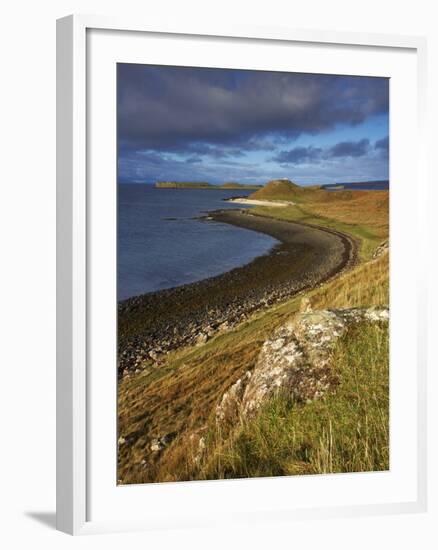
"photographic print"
117,64,389,485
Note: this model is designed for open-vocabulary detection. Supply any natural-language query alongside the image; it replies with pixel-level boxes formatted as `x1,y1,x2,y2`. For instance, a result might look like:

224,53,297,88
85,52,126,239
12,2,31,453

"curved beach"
118,210,358,375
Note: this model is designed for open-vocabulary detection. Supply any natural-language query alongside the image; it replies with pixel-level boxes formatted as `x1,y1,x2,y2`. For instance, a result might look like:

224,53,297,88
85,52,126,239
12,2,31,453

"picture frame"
56,14,428,535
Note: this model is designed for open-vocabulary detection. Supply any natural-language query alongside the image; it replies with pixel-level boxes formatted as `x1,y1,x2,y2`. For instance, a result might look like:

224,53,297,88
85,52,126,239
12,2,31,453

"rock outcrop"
216,306,389,424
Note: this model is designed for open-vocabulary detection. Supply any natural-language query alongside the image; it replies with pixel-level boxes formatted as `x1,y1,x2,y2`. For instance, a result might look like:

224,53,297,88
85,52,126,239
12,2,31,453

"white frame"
56,14,428,535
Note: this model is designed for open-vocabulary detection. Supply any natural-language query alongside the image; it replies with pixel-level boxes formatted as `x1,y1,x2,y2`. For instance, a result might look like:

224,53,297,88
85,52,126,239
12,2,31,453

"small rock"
373,240,389,259
150,432,177,452
195,332,208,346
206,326,215,337
218,321,230,332
150,438,163,452
299,296,312,313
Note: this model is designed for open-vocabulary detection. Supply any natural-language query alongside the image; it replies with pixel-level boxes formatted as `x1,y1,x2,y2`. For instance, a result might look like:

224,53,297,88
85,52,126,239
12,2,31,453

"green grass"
199,321,389,479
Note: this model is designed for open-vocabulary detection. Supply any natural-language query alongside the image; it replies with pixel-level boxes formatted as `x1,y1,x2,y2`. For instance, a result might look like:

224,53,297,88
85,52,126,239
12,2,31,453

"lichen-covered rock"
216,306,389,424
150,439,164,452
195,332,209,346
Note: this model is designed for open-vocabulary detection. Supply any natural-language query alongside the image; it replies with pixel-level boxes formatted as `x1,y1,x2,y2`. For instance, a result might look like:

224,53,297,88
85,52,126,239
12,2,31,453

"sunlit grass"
198,321,389,479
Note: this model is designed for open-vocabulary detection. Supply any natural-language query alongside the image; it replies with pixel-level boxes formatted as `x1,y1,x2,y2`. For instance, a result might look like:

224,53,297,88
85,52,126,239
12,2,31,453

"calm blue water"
118,185,278,300
322,180,389,191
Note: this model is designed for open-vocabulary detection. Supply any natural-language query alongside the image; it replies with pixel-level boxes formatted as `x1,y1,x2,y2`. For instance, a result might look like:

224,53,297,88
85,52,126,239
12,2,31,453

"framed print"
56,15,427,535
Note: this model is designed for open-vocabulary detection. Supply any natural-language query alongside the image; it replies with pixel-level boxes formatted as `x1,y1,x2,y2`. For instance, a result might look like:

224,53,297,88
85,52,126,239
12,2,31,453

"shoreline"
118,209,358,376
223,197,295,207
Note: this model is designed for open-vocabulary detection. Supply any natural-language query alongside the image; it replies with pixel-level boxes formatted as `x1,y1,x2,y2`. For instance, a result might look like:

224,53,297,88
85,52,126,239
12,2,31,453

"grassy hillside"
249,179,306,200
220,182,262,189
249,184,388,261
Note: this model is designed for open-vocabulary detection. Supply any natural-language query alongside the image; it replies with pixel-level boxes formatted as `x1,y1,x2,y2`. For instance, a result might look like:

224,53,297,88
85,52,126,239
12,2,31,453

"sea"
117,185,278,301
322,180,389,191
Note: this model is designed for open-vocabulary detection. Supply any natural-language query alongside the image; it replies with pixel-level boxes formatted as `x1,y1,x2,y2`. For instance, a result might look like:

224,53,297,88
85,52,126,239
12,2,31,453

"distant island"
153,180,388,191
154,181,263,190
321,180,389,191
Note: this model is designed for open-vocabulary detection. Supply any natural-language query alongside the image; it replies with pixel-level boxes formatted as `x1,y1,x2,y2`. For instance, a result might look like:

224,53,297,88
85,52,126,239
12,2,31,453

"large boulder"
216,307,389,423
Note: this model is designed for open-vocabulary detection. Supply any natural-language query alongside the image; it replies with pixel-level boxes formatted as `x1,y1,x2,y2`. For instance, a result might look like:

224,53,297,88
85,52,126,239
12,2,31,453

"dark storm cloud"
117,64,389,155
375,135,389,158
328,138,370,158
273,146,323,165
272,138,374,166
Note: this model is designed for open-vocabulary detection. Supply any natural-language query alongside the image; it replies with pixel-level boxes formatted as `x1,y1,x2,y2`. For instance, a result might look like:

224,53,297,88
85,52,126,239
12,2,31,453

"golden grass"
250,192,387,261
305,191,389,236
309,252,389,310
118,316,272,483
249,179,302,200
199,321,389,479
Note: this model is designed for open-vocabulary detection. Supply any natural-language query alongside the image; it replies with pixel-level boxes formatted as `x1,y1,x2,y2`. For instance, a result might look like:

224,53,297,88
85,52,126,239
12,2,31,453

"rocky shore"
118,210,358,377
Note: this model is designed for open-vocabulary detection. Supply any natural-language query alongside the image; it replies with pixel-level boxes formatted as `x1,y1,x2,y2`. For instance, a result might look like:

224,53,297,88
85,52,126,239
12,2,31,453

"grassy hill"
220,182,262,189
249,180,389,261
249,179,305,200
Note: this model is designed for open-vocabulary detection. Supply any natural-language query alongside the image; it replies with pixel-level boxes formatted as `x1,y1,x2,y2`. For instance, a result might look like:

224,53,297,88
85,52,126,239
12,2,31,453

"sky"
117,64,389,186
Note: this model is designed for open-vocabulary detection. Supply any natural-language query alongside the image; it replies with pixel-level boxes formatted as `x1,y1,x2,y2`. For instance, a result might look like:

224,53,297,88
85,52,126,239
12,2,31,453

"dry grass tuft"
309,252,389,310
